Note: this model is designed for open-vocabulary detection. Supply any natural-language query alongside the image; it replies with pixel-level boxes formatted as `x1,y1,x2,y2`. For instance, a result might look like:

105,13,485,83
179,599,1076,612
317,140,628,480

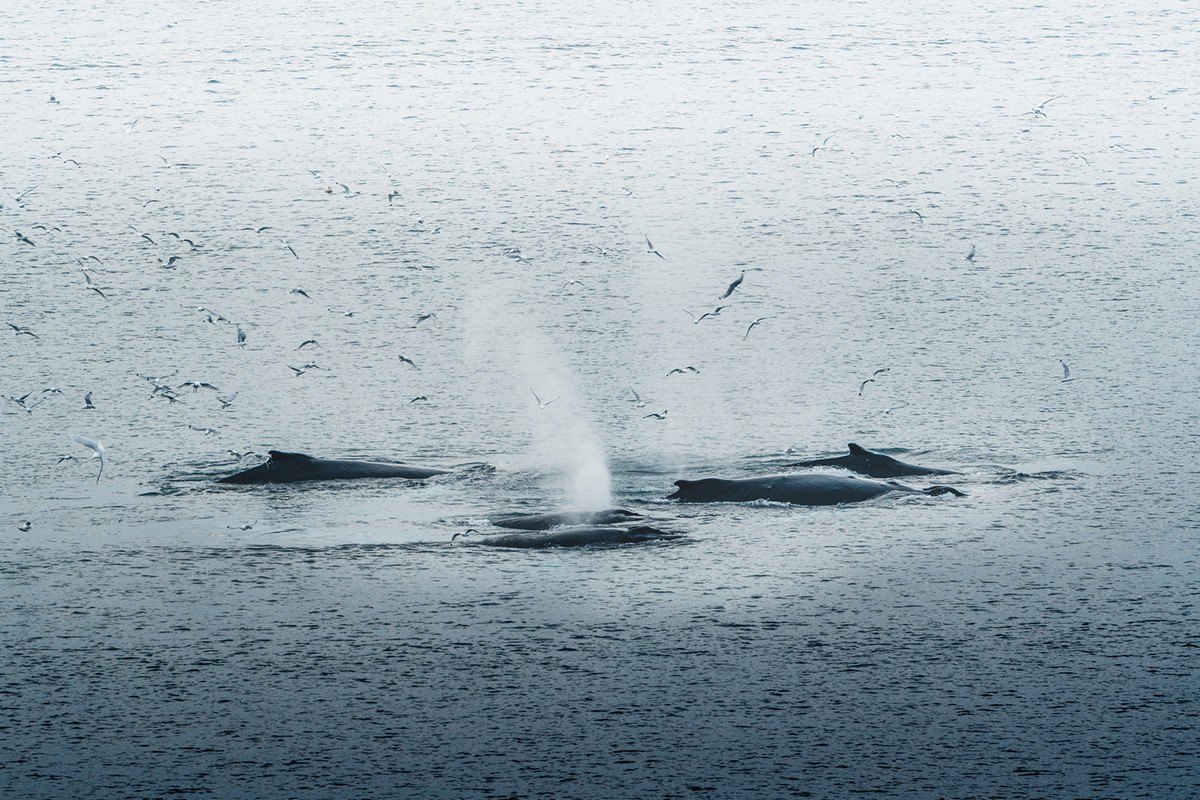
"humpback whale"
489,508,643,530
668,472,963,505
459,525,679,549
217,450,449,484
783,443,956,478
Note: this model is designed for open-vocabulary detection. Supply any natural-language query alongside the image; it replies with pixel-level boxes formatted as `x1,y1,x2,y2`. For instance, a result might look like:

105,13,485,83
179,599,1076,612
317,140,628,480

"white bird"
530,389,558,408
236,327,246,347
719,270,745,300
628,388,647,408
965,245,976,263
1060,360,1074,382
645,235,666,260
743,317,767,340
74,435,106,483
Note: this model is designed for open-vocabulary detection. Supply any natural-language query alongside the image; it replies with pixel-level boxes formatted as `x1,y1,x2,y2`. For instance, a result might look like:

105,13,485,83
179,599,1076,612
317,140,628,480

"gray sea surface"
2,1,1198,797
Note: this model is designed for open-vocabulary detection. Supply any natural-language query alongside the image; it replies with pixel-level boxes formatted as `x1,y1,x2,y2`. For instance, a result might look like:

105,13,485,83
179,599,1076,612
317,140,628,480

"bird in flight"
719,270,745,300
645,235,666,260
74,435,106,484
858,368,890,396
743,317,767,340
530,389,558,408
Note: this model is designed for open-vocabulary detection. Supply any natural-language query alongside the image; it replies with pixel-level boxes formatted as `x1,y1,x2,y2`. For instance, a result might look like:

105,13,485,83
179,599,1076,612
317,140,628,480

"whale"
782,443,956,478
667,472,964,505
489,508,644,530
458,525,680,549
217,450,450,484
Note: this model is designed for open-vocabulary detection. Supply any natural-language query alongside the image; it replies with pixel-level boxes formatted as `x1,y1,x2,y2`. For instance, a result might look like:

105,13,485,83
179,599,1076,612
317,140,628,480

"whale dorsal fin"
268,450,308,461
847,443,871,457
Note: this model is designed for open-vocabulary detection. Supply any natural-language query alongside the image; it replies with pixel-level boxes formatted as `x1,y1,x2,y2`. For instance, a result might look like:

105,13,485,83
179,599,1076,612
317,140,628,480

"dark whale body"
489,508,643,531
668,472,963,505
466,525,679,549
217,450,450,484
783,443,956,478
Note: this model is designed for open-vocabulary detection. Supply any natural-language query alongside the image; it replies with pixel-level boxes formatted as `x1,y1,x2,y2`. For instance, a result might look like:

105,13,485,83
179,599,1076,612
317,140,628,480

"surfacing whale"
459,525,679,549
489,508,643,530
217,450,450,484
782,443,956,478
668,472,963,505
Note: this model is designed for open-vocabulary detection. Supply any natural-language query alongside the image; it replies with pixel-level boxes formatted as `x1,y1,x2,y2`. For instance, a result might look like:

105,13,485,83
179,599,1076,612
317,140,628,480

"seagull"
410,395,429,403
74,435,106,484
397,355,419,369
280,239,298,259
6,188,36,208
644,410,668,420
188,425,219,436
907,209,925,223
127,115,145,132
628,388,647,408
557,279,590,294
7,393,44,413
287,364,309,377
14,230,36,247
1060,360,1074,382
236,327,246,347
296,339,319,350
1025,95,1062,117
667,366,700,376
412,312,437,327
388,190,402,205
645,235,666,260
8,322,38,338
719,270,745,299
17,520,32,532
530,389,559,408
217,393,238,409
160,255,181,269
82,271,107,299
685,305,728,324
245,226,273,234
743,317,767,340
290,288,311,299
82,391,96,410
858,368,889,396
965,245,976,263
179,380,220,392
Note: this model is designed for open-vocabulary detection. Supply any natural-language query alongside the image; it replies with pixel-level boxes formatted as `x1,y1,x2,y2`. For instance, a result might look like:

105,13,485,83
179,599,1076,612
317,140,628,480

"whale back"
218,450,448,484
490,508,643,531
474,525,679,548
782,443,955,478
670,473,925,505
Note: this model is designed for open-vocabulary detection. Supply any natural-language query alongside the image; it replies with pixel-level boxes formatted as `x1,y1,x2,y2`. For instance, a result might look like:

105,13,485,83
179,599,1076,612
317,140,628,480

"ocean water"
2,1,1198,797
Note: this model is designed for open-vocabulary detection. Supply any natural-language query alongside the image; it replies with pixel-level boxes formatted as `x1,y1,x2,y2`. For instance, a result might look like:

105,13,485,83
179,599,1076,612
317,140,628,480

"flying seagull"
645,235,666,260
743,317,767,340
530,389,558,408
719,270,745,300
74,435,106,484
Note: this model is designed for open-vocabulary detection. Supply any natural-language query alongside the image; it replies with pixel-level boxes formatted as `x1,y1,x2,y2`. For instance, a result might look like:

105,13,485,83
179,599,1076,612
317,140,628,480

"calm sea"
2,1,1197,797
